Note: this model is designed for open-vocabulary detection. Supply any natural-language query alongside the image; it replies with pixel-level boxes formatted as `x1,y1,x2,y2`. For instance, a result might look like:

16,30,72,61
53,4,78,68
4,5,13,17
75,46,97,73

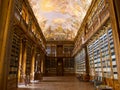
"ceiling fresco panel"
28,0,92,41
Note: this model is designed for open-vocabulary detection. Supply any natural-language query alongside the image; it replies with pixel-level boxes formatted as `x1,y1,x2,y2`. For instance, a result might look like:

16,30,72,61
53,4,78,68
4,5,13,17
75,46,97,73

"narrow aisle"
17,76,94,90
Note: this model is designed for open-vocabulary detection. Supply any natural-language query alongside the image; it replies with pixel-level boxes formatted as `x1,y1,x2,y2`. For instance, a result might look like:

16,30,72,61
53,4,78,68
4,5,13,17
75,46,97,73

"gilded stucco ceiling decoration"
28,0,92,41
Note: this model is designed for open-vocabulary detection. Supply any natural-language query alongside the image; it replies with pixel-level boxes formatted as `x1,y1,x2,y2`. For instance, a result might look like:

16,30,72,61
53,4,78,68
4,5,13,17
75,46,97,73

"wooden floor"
17,76,94,90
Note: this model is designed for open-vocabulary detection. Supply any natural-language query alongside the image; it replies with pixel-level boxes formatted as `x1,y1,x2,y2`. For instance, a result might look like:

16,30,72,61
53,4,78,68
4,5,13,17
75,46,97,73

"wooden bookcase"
9,31,20,79
63,58,74,74
8,30,21,88
26,41,32,75
75,49,86,75
87,28,118,80
45,57,57,75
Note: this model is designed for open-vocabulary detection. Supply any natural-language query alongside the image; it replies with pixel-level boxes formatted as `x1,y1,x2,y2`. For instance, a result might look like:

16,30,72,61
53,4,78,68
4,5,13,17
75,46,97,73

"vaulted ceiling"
28,0,92,41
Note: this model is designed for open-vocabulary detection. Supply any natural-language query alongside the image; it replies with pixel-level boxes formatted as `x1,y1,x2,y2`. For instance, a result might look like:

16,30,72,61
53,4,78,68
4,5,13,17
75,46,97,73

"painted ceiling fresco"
28,0,92,41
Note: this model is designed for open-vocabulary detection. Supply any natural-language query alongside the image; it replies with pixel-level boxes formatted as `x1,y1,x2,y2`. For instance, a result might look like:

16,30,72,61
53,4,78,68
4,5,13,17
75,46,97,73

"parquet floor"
17,76,94,90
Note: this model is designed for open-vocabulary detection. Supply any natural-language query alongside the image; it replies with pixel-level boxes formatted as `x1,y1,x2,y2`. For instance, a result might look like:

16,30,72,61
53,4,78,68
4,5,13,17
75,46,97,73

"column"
108,0,120,83
30,46,36,81
84,45,90,81
113,0,120,38
41,56,44,73
18,38,23,83
85,46,89,74
0,0,14,89
21,39,27,83
41,53,45,74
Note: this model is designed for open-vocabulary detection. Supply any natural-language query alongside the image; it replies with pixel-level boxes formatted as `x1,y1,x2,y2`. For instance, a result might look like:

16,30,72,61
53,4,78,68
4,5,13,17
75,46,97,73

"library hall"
0,0,120,90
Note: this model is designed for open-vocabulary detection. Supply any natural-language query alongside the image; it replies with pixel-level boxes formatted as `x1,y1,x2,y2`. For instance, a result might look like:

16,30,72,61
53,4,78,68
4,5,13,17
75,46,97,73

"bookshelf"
63,58,74,74
45,57,57,74
75,49,86,74
108,29,118,79
26,41,32,75
87,28,118,79
9,30,20,79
